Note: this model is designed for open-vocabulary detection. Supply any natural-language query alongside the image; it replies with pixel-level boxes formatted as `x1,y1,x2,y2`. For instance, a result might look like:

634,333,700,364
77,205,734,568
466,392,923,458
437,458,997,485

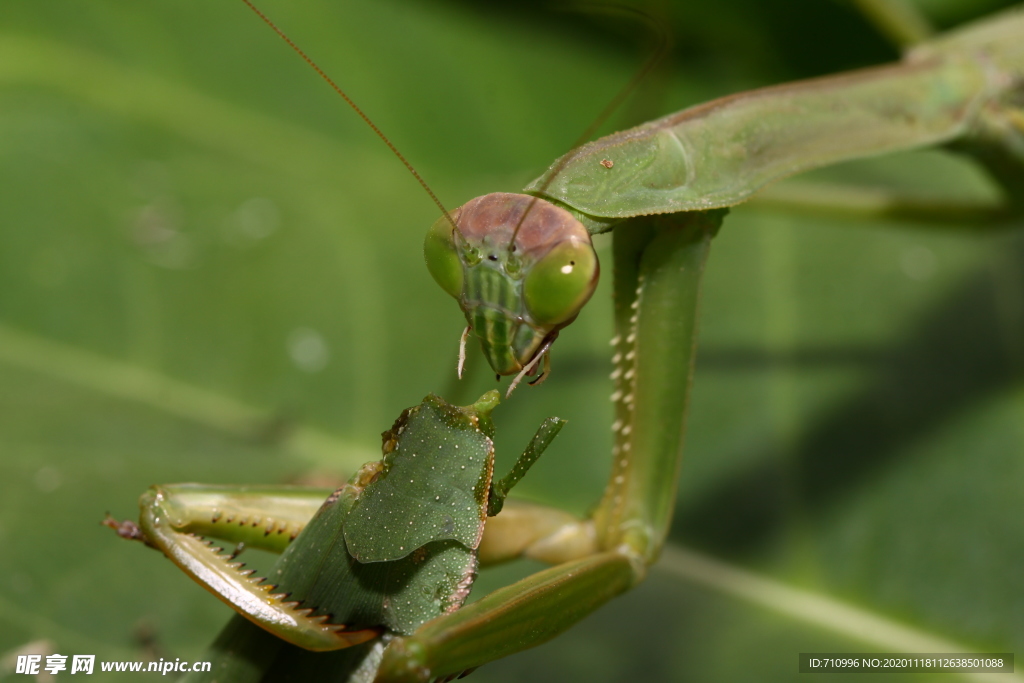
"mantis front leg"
377,210,723,682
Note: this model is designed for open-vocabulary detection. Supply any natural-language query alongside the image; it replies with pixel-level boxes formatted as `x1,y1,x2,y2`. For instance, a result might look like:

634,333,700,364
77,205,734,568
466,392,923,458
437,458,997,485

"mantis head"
424,192,599,379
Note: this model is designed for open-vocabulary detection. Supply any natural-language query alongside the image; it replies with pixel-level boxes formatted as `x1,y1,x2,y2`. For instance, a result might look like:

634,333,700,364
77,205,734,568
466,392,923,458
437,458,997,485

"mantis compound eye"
423,214,465,299
523,235,599,326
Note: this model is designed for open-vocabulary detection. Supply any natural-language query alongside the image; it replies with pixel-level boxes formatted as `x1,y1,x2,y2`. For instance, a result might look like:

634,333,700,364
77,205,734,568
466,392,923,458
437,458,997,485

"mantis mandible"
109,2,1024,681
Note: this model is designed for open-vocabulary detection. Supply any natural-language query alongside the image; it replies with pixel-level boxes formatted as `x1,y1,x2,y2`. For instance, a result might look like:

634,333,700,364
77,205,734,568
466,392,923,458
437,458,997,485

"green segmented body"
135,393,504,653
117,389,564,681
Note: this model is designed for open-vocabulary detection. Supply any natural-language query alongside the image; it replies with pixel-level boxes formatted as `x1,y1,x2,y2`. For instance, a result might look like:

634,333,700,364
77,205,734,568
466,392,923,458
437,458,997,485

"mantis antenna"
507,3,674,248
240,0,459,233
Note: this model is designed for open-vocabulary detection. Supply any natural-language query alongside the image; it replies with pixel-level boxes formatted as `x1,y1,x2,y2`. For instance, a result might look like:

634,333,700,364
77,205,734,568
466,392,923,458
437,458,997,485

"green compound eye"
424,215,465,299
523,236,599,326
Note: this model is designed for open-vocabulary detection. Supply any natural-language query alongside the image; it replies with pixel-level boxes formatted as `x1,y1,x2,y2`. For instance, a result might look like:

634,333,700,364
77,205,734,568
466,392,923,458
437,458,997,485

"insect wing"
271,484,477,641
344,394,495,563
265,484,384,649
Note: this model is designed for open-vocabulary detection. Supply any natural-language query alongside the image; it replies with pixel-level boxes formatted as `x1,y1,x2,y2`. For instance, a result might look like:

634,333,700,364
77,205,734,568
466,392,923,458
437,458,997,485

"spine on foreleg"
594,211,724,565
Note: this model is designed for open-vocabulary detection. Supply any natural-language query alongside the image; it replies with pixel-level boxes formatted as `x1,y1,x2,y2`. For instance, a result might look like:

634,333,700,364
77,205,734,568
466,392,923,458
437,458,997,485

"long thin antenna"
508,4,673,247
241,0,456,230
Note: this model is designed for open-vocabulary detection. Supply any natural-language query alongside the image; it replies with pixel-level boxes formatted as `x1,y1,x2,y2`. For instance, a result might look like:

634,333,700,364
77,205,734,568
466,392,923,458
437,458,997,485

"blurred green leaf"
1,1,1022,681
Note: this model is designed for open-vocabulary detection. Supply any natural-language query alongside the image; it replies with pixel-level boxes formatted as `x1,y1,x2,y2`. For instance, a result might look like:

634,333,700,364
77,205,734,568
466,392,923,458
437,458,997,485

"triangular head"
425,193,599,381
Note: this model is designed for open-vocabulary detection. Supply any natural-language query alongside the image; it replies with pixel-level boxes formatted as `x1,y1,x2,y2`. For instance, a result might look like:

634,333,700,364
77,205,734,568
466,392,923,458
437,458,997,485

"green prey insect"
110,3,1024,682
107,391,566,681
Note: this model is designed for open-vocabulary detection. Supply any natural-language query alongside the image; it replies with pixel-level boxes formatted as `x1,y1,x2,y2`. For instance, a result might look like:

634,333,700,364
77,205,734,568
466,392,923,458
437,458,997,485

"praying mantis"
96,1,1024,680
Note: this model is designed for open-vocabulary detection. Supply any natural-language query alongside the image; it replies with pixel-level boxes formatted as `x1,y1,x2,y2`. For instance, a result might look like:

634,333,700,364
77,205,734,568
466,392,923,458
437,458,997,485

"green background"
1,0,1022,680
